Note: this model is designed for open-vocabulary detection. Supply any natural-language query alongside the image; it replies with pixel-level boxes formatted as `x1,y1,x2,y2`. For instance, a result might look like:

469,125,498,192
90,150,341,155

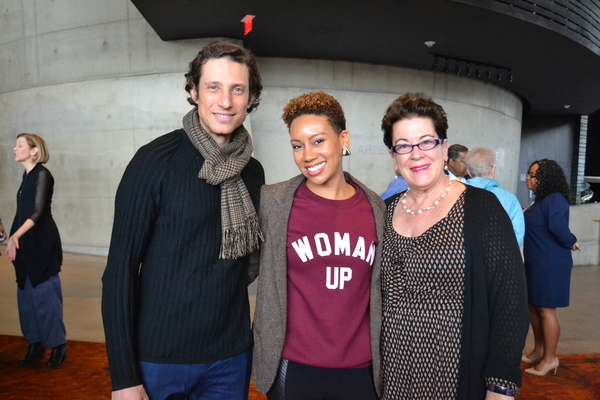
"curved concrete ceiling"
131,0,600,117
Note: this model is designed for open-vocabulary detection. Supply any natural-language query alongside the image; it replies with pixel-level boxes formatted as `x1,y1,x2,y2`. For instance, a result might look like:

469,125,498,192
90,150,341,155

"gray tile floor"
1,246,598,356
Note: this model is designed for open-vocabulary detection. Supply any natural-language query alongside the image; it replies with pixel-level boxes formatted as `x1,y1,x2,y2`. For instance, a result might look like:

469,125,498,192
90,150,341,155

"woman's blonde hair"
17,133,50,164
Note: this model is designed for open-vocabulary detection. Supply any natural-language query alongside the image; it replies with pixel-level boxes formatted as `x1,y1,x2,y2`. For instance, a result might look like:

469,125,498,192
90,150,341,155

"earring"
342,147,351,157
444,163,448,171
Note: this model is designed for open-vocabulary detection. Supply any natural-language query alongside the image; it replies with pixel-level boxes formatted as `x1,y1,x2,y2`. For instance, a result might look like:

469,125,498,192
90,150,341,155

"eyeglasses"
526,173,536,178
391,138,443,155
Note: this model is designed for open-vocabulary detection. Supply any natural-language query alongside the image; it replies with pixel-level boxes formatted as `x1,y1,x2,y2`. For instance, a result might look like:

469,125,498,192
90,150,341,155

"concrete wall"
0,0,523,254
253,58,523,194
570,203,600,266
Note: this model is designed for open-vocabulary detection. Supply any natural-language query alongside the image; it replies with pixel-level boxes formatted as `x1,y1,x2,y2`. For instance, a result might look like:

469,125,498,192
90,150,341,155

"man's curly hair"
282,91,346,134
530,159,571,203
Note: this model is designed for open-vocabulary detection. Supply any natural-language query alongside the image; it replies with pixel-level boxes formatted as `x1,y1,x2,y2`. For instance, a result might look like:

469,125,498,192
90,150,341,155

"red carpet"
1,335,599,399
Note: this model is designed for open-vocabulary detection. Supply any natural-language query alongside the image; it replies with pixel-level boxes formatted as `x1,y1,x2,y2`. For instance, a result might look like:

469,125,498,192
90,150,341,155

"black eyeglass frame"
391,138,443,155
526,173,537,178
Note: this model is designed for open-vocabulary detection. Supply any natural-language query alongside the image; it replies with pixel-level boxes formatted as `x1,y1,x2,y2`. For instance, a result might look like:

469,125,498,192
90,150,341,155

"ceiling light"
424,41,436,48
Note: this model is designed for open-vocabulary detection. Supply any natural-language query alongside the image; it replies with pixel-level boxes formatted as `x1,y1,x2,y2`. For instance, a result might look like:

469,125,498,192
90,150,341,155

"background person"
447,144,470,182
380,92,528,400
0,218,6,242
6,133,66,369
250,91,385,400
465,147,525,247
522,159,579,376
102,41,264,400
0,217,6,256
380,170,409,200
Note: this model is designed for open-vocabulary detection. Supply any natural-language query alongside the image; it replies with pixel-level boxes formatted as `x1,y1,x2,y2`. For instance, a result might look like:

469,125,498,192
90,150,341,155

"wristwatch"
487,384,515,397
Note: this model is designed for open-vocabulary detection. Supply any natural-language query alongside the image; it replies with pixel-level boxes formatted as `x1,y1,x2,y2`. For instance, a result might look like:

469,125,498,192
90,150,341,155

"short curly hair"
184,41,262,113
529,159,571,203
381,92,448,149
282,91,346,134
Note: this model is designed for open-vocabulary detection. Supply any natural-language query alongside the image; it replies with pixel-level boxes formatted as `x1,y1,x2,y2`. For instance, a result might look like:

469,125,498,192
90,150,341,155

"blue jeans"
139,348,252,400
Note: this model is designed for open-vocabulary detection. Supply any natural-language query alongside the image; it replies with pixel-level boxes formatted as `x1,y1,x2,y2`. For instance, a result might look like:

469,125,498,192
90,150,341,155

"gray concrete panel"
35,0,128,35
37,21,132,83
0,0,27,45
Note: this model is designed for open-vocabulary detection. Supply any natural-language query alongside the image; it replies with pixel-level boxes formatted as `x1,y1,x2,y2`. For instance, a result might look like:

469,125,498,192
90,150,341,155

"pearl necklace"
401,178,453,215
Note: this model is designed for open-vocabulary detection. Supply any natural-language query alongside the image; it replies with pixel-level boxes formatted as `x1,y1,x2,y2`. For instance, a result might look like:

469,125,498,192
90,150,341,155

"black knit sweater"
101,129,264,391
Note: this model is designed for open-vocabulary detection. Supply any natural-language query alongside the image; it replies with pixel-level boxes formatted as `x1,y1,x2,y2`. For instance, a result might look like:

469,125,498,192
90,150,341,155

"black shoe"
46,343,67,369
19,342,46,367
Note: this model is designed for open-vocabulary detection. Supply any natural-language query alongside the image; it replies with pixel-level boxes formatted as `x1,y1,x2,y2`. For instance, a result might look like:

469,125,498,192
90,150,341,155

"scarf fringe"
220,215,263,260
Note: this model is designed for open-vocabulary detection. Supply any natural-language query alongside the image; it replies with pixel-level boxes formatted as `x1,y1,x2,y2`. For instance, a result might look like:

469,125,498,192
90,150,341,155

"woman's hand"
5,219,35,261
571,243,580,251
5,235,19,261
485,391,514,400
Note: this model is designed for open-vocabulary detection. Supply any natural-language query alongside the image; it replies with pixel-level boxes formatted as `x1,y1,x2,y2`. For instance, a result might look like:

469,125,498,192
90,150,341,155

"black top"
385,186,529,399
10,163,62,289
101,129,264,391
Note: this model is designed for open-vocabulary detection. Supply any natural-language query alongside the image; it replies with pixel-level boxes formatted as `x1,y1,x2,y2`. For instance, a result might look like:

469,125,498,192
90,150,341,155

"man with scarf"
102,41,264,400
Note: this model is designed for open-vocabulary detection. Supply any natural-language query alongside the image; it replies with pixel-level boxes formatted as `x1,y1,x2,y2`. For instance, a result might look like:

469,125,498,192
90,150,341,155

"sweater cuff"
110,371,144,392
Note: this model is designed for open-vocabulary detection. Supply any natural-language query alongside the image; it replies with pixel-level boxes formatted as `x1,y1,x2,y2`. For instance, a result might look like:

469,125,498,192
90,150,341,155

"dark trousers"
267,359,379,400
17,274,67,348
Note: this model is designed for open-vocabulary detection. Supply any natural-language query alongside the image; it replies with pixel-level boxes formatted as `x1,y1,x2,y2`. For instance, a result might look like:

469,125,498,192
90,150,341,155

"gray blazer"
249,173,386,395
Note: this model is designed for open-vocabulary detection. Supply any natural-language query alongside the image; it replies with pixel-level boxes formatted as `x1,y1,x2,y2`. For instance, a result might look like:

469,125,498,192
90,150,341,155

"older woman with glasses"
379,93,529,400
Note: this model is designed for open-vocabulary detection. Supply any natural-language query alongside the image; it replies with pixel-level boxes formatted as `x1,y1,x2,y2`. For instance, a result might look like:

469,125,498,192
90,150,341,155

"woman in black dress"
6,133,66,368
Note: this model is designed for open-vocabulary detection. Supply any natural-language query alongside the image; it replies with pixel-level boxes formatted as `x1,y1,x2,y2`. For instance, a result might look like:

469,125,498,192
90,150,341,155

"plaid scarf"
183,108,262,259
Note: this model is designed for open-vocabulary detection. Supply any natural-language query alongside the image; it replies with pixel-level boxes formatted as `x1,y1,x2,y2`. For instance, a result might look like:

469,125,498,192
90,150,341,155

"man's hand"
112,385,149,400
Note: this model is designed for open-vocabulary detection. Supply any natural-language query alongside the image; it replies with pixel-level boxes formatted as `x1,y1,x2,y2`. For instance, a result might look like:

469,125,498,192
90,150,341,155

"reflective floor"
1,247,599,356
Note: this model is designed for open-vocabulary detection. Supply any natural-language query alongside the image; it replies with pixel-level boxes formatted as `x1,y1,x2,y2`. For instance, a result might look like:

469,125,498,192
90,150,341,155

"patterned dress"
381,194,466,399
